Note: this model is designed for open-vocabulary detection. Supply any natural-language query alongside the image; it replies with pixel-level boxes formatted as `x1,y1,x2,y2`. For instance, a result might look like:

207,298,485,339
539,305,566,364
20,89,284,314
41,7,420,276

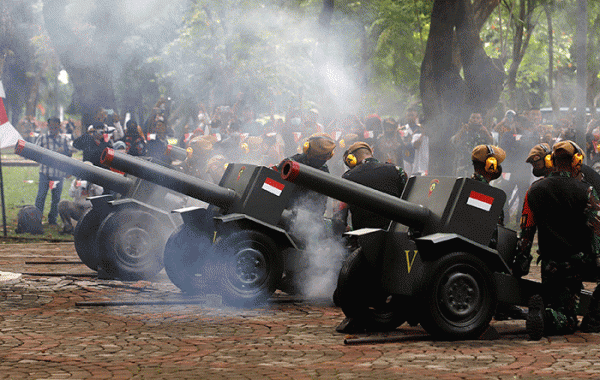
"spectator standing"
450,112,493,177
34,117,72,226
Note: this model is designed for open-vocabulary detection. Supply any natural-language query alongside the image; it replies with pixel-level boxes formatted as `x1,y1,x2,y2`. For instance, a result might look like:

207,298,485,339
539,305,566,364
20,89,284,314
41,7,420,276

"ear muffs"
485,145,498,173
345,153,357,168
303,141,310,154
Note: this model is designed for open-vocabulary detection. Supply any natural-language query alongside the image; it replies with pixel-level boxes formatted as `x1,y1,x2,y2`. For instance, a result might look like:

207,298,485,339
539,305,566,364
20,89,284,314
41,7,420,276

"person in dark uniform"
471,145,526,320
334,141,408,333
72,122,112,167
340,141,407,230
276,132,337,216
512,140,600,340
525,143,553,178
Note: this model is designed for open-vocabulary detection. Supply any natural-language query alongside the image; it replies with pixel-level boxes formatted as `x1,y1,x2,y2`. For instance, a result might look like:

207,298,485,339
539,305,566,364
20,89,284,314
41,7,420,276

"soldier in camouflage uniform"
512,141,600,339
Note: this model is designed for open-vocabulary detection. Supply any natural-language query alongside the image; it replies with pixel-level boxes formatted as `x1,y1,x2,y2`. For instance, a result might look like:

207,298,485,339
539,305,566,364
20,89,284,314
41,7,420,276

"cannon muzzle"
101,148,237,209
280,160,431,230
15,139,133,194
165,145,190,162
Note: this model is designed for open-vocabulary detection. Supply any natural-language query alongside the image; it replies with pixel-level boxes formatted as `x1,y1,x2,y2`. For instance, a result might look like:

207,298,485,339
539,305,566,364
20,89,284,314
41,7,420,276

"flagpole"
0,51,7,237
0,147,6,237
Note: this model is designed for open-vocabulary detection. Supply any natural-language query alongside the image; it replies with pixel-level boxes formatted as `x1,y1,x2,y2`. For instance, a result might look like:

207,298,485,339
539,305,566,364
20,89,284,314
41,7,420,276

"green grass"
0,148,79,242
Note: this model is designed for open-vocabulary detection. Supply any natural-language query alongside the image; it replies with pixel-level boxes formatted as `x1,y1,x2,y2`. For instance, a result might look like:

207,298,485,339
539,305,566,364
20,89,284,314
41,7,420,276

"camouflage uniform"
514,171,600,334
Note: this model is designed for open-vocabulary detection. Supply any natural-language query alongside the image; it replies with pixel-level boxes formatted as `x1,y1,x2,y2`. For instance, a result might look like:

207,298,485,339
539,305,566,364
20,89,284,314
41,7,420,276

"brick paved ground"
1,242,600,379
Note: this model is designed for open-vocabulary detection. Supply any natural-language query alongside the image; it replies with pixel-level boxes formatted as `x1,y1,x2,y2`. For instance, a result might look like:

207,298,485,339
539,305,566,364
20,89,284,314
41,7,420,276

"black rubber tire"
163,223,213,294
74,207,110,271
210,231,282,307
419,252,497,340
336,248,405,331
97,208,168,280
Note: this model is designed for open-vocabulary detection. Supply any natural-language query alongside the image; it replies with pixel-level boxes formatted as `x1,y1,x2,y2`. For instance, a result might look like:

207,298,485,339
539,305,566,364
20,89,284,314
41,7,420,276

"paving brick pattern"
1,243,600,379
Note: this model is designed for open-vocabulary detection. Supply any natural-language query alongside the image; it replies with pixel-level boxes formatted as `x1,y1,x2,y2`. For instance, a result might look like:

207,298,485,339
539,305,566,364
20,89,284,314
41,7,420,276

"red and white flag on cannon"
0,80,22,149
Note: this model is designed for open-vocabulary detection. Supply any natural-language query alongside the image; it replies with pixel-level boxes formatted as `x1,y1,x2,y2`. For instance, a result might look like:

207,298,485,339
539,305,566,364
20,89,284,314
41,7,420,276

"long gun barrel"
280,160,431,230
101,148,237,209
15,139,134,194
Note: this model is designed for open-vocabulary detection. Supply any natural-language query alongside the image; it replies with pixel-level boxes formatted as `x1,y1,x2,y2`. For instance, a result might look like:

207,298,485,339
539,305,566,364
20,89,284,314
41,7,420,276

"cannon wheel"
210,231,282,307
336,248,405,331
419,252,497,340
97,208,167,280
164,224,213,294
74,207,110,271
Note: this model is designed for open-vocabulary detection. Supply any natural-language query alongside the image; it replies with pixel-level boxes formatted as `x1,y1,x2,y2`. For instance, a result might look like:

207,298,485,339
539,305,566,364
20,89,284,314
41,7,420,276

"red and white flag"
0,81,22,149
363,130,374,139
49,180,61,190
261,177,285,196
466,191,494,212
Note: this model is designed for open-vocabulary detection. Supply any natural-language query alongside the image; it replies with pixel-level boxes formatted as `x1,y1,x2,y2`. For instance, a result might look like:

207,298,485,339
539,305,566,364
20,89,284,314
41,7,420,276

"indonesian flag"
467,191,494,212
261,177,285,196
49,180,61,190
363,130,374,139
0,81,22,149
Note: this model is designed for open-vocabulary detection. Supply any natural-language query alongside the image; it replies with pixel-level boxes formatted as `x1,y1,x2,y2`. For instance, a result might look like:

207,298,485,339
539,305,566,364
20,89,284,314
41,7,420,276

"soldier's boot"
581,286,600,333
526,294,545,341
336,317,367,334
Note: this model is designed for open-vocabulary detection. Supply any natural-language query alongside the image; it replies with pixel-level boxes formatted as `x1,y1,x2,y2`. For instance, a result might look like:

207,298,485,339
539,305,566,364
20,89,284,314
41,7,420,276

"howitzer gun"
15,140,186,280
101,148,312,306
280,160,592,339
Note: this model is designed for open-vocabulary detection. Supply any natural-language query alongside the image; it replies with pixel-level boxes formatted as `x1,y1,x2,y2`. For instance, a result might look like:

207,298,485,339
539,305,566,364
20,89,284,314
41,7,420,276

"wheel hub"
120,227,151,262
441,272,480,317
233,247,267,288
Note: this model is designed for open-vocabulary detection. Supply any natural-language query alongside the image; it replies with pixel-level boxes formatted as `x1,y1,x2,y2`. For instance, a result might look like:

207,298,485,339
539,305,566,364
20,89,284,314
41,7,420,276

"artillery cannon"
280,160,592,339
101,148,340,306
14,140,186,280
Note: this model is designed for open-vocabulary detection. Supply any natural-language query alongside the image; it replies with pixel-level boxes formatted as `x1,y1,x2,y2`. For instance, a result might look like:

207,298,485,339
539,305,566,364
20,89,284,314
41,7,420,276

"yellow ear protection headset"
485,145,498,173
344,150,358,168
344,143,373,169
540,144,553,168
571,142,584,169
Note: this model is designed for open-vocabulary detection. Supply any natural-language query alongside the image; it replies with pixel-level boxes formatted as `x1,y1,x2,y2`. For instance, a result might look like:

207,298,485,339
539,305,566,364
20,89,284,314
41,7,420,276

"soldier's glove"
511,252,532,278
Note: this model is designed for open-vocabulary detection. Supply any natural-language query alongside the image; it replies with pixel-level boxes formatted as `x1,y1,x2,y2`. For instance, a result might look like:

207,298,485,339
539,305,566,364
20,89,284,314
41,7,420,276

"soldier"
525,143,553,178
512,140,600,340
276,133,337,216
340,141,408,230
451,112,493,177
470,145,505,224
471,145,526,321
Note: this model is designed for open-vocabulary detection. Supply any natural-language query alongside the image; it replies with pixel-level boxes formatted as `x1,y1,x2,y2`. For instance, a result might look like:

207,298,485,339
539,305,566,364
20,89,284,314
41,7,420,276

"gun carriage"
279,160,593,339
15,139,186,280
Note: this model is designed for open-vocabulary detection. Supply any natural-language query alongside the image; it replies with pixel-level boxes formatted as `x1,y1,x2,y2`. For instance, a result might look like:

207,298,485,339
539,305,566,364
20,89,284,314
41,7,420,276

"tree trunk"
420,0,503,175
